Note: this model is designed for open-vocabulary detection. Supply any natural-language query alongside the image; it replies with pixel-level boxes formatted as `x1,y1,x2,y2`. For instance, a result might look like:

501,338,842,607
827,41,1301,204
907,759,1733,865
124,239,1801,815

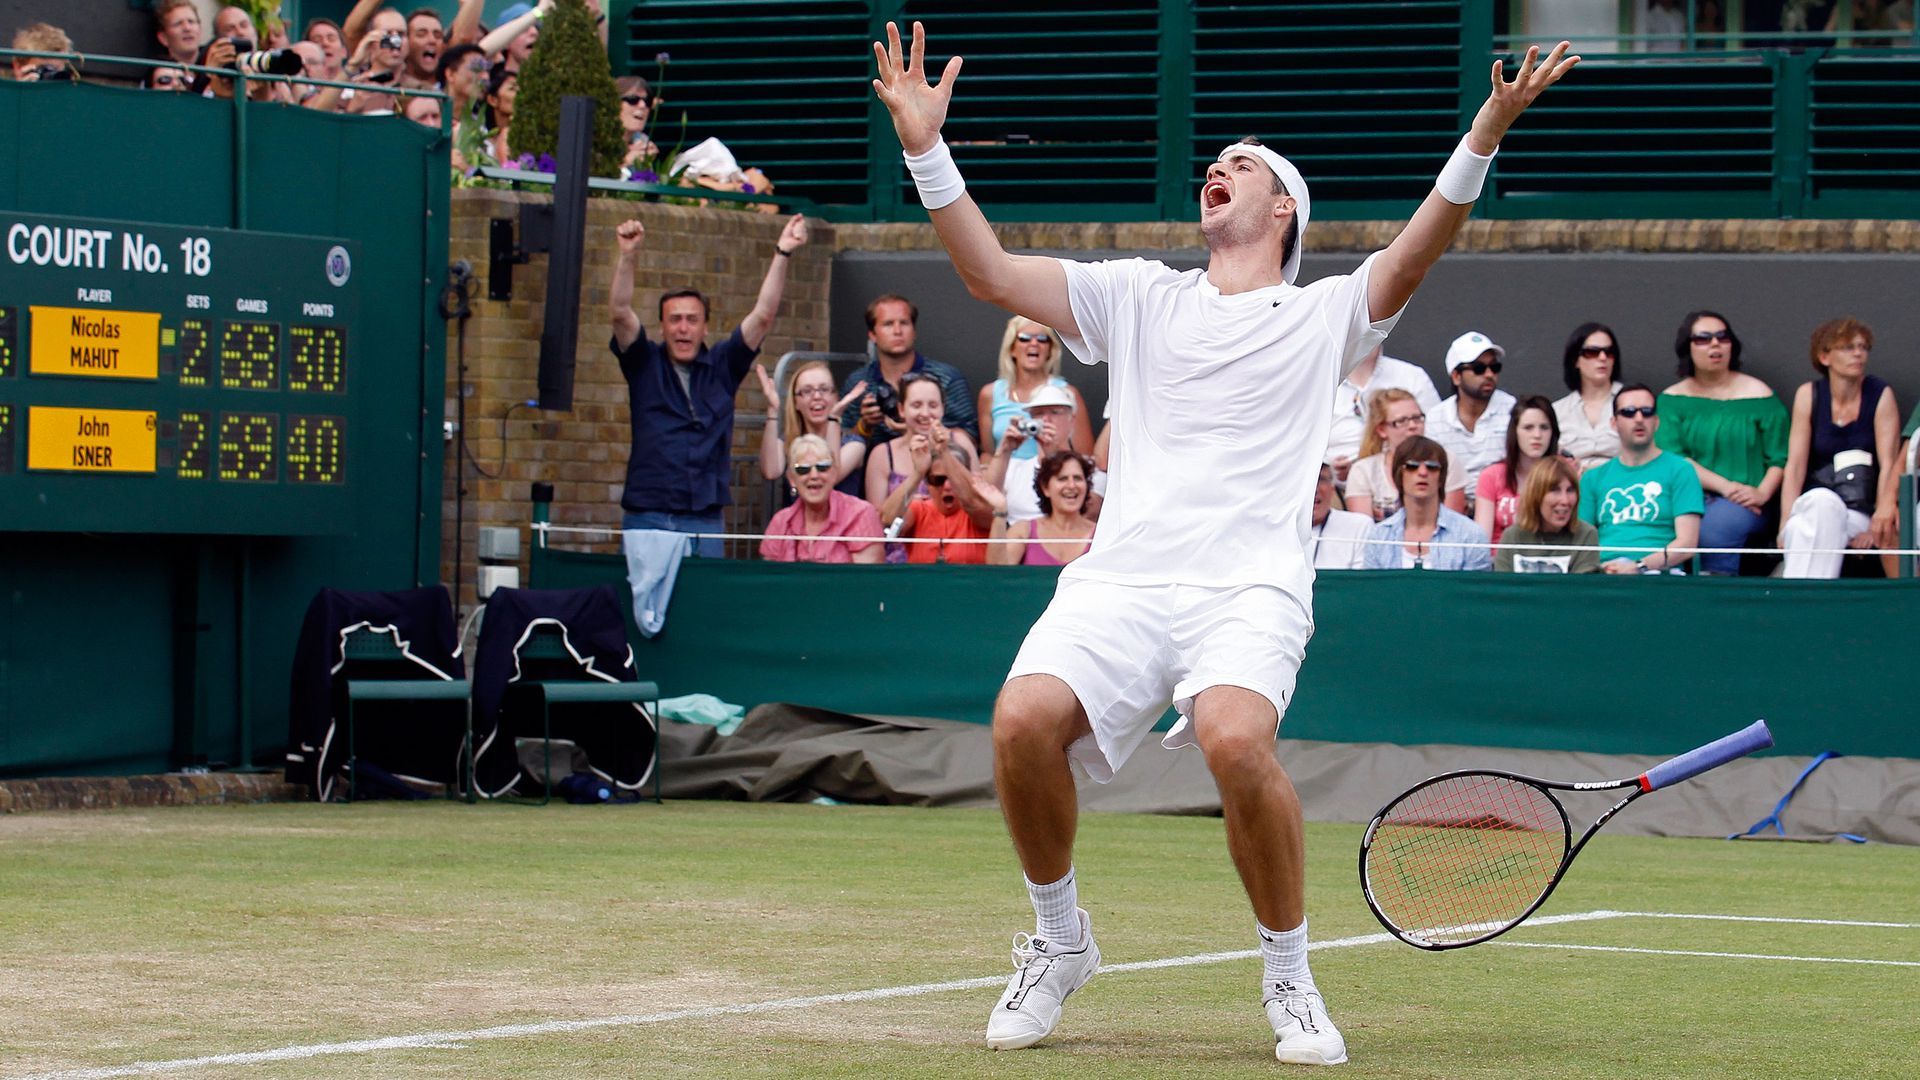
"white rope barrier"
528,521,1920,559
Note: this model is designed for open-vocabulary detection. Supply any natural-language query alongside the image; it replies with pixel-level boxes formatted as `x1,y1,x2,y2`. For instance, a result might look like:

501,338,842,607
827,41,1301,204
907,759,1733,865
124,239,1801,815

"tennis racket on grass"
1358,719,1774,950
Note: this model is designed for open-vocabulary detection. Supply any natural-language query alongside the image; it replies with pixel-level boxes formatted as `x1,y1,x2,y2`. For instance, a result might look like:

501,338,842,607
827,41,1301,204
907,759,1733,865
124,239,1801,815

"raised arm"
738,215,808,350
340,0,384,51
609,220,644,351
448,0,485,47
872,22,1078,335
1369,43,1579,322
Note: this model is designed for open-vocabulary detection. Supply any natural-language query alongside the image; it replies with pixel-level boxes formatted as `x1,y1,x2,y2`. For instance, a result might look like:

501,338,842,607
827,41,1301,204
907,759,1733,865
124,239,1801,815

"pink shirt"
1475,462,1519,544
760,490,883,564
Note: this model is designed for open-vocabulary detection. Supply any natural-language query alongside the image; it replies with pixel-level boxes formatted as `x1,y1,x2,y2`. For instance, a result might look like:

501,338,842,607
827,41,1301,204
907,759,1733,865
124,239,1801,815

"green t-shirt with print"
1578,450,1706,563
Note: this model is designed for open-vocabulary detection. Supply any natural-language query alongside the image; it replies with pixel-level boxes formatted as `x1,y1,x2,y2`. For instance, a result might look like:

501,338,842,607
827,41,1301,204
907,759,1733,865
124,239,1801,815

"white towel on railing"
621,529,691,638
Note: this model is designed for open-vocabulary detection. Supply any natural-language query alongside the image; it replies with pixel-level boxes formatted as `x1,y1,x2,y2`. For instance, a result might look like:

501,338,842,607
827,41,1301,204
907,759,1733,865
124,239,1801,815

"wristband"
1435,135,1496,205
903,139,966,211
774,246,793,258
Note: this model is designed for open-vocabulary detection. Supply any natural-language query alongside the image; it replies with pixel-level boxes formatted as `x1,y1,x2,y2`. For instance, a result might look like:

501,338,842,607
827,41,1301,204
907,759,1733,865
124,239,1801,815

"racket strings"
1365,775,1567,945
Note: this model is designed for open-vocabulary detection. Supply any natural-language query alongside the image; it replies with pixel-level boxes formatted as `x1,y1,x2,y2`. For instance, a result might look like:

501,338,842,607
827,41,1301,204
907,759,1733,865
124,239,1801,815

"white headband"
1216,143,1312,284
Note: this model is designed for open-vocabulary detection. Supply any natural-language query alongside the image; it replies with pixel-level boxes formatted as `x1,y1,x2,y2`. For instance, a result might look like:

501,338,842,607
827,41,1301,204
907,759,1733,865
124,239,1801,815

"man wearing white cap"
985,382,1101,523
872,21,1577,1064
1429,330,1519,504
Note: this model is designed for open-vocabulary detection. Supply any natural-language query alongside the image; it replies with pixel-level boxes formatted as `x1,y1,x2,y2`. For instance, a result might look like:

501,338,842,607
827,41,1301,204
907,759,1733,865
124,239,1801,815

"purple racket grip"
1641,719,1774,792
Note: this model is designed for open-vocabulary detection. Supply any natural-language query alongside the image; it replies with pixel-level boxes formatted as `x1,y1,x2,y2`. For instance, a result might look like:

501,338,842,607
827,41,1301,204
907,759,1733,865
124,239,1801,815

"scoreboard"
0,212,363,534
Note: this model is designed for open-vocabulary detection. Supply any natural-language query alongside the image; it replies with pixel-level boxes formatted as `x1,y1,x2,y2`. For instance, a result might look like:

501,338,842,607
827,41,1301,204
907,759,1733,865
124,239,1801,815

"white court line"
7,908,1903,1080
1605,910,1920,929
1494,942,1920,967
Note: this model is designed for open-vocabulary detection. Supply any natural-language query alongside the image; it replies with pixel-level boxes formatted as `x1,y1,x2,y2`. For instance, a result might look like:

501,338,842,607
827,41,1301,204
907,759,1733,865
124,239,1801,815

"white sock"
1259,918,1313,994
1025,868,1082,946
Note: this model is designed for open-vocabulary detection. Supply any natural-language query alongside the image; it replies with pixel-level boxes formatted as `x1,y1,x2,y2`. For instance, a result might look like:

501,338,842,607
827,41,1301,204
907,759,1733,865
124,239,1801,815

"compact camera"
1009,414,1043,438
380,30,406,50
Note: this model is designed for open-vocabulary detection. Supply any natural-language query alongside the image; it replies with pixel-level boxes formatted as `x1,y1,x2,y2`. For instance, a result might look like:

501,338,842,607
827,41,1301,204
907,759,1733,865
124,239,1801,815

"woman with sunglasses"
754,359,868,489
1344,389,1465,521
990,450,1096,566
869,373,972,560
1361,436,1491,570
1494,455,1599,573
760,435,884,564
1474,394,1562,545
1553,322,1624,471
1657,310,1788,574
1777,318,1902,578
975,315,1093,460
615,75,658,169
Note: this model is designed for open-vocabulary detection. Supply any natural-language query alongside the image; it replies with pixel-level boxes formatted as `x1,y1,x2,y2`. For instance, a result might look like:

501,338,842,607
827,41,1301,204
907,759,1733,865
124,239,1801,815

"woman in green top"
1657,310,1788,574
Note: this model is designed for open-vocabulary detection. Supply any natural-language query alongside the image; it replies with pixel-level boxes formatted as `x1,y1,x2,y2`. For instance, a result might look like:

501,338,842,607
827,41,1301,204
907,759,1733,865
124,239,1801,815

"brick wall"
442,190,831,612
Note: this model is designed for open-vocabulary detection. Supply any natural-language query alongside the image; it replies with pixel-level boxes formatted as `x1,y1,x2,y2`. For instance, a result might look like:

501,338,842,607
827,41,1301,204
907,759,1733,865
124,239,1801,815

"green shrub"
507,0,627,177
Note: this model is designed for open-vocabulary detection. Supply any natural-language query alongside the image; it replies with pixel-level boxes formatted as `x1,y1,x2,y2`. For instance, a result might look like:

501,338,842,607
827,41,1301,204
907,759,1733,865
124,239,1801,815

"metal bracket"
486,205,553,301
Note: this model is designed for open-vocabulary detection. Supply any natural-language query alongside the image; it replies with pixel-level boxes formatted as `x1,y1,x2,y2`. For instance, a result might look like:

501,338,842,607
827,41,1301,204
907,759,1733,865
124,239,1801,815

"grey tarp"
658,703,1920,845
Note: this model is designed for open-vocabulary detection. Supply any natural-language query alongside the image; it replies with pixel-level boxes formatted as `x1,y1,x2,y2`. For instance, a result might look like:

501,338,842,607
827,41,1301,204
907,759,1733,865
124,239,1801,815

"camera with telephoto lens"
868,381,902,424
233,46,307,77
1009,414,1043,439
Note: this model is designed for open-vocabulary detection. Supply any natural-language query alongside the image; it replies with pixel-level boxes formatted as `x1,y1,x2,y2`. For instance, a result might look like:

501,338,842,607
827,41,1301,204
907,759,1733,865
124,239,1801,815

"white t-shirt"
1326,354,1441,465
1056,253,1401,597
1311,509,1373,570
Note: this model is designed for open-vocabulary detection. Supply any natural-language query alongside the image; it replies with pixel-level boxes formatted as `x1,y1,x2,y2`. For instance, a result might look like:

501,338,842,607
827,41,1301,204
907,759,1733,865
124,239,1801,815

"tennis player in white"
872,23,1577,1064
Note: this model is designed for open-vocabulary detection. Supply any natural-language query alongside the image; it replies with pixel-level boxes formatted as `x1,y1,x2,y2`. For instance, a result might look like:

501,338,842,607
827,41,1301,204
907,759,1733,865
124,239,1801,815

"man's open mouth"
1203,181,1231,210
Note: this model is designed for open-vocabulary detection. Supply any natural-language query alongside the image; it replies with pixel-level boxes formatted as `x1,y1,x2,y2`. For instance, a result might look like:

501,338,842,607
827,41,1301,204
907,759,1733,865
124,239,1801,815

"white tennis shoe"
984,907,1099,1050
1265,980,1348,1065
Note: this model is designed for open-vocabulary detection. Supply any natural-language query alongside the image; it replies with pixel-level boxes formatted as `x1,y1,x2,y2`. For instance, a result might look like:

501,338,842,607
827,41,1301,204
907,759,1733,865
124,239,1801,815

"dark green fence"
528,551,1920,761
620,0,1920,221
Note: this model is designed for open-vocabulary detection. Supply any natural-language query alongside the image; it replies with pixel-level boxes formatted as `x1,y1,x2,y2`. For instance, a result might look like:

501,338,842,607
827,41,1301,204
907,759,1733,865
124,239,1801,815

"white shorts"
1005,577,1312,783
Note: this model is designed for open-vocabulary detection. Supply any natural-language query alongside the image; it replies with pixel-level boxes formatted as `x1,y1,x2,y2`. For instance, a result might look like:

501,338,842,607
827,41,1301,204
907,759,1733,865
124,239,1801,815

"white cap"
1216,142,1312,284
1022,384,1075,411
1445,331,1506,372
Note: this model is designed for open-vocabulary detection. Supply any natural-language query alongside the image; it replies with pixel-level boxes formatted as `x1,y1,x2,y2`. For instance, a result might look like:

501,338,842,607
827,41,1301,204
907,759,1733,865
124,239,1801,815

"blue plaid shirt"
1361,507,1492,571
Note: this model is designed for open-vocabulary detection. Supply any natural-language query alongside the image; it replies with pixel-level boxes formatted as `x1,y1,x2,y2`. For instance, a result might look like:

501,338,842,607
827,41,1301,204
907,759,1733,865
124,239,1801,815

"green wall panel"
530,553,1916,761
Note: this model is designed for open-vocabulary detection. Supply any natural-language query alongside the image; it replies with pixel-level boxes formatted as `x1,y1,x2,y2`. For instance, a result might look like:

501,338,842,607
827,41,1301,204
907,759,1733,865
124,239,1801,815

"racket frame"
1358,768,1643,951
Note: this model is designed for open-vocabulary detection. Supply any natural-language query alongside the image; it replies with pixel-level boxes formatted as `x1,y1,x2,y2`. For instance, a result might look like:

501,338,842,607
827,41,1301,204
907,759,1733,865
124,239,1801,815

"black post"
538,95,595,410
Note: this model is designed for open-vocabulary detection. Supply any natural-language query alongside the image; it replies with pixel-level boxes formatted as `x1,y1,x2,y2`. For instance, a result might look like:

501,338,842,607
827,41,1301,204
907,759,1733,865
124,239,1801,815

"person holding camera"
1777,318,1902,578
10,24,76,83
976,315,1093,461
984,384,1102,524
338,22,407,114
837,295,978,477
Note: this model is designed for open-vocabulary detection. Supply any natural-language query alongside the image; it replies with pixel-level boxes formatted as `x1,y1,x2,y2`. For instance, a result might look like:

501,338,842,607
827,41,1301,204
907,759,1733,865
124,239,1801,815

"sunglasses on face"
1579,345,1617,359
1386,413,1425,429
1016,332,1052,345
925,474,950,487
621,94,645,106
1689,329,1732,345
791,462,831,476
153,74,180,87
1399,460,1444,474
1615,405,1656,418
1457,360,1502,375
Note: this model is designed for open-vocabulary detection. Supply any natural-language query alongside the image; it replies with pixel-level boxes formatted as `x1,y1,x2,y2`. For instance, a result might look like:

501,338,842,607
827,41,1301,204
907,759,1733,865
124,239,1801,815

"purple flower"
514,152,537,170
631,169,660,184
535,152,557,173
655,51,671,64
741,182,757,194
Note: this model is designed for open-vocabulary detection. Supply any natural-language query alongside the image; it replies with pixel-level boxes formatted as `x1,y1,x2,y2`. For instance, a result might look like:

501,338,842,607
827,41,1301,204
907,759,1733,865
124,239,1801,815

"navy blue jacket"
613,326,758,514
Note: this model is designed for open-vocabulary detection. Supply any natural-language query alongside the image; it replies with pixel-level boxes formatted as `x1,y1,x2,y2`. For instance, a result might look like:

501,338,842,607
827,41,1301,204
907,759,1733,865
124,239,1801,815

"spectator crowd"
14,7,1914,579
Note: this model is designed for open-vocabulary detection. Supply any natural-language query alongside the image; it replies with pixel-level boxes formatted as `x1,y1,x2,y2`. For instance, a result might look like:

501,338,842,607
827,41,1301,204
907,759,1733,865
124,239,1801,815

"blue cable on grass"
1729,751,1867,843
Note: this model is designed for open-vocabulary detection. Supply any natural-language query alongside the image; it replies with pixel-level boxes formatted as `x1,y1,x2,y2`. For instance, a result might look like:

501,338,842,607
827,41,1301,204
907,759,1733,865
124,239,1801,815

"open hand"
834,380,868,416
752,363,778,407
871,21,962,156
1469,41,1579,152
